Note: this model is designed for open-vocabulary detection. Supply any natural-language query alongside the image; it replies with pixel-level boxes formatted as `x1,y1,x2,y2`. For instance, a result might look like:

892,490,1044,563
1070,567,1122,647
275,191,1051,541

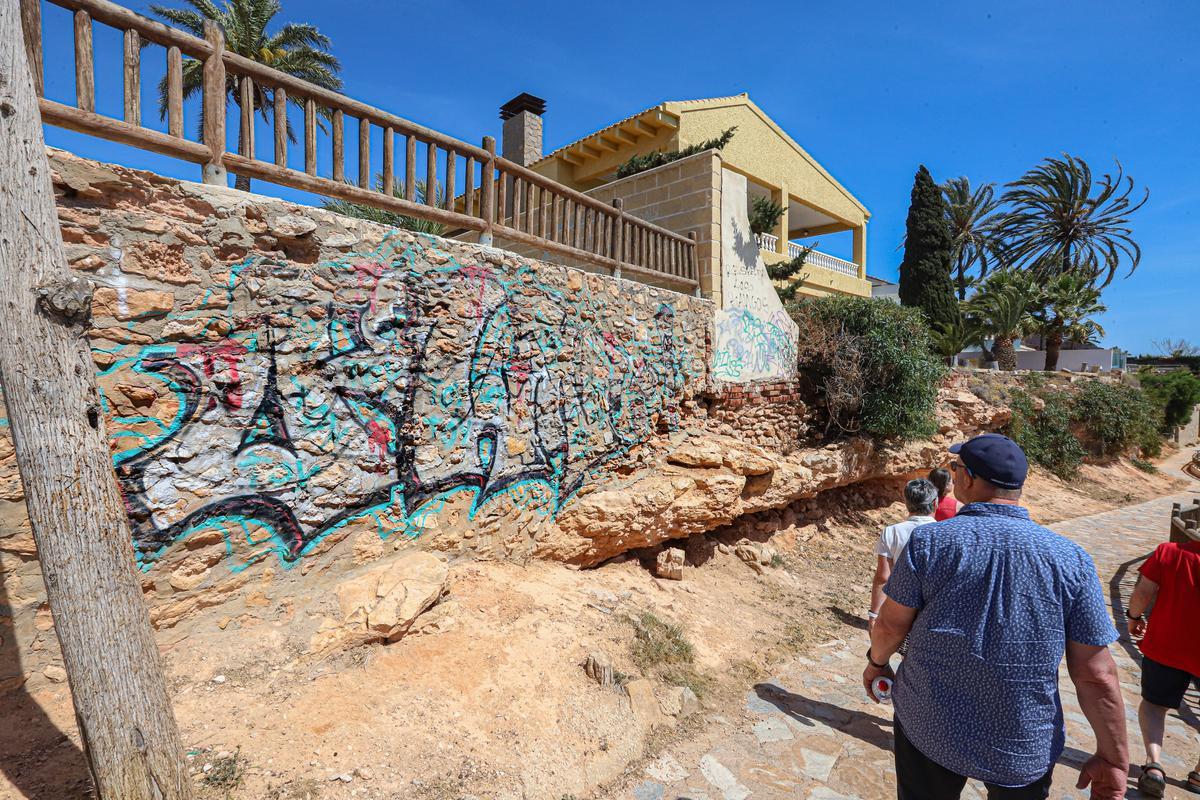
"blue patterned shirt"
885,502,1118,787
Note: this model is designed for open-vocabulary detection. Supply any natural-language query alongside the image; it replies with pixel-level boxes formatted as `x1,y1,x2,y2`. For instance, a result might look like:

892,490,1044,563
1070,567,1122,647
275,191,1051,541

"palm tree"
1029,274,1107,371
942,177,1003,300
930,313,984,367
322,178,445,235
996,154,1148,288
967,271,1039,371
151,0,342,192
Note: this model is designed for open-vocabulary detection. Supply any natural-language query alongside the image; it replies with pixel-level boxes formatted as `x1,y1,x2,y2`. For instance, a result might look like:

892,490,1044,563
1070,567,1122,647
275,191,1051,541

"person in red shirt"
929,467,960,521
1126,533,1200,797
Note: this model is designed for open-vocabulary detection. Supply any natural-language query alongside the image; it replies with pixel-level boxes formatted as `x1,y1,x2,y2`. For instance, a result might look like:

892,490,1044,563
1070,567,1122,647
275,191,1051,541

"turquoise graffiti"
101,233,699,570
712,307,797,382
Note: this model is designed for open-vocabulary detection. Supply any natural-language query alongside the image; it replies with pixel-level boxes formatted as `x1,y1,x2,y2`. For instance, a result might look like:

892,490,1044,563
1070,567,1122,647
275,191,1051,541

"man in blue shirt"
864,433,1129,799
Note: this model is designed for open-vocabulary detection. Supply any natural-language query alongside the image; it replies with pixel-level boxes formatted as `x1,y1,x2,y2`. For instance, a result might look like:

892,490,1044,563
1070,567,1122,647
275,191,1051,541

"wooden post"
272,87,286,166
381,126,394,197
73,9,93,112
443,149,455,211
237,75,253,158
688,231,700,296
331,109,344,182
201,20,226,185
611,198,624,279
480,136,495,245
303,97,316,175
404,135,416,202
0,10,195,799
166,46,183,138
19,0,42,96
358,117,369,189
122,29,140,126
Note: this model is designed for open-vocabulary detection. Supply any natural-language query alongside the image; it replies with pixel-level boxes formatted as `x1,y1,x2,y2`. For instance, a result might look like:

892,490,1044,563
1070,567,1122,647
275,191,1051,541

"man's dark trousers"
895,718,1053,800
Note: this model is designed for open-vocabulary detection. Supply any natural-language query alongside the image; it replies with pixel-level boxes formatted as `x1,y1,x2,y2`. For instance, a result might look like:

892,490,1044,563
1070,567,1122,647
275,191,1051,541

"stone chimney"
499,93,545,166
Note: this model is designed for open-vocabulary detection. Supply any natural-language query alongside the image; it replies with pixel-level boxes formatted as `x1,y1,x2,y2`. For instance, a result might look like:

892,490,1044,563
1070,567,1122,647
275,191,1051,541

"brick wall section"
586,150,723,304
704,378,810,453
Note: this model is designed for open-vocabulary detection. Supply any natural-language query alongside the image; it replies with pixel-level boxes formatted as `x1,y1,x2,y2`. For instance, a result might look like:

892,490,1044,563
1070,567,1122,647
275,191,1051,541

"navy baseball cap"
949,433,1028,490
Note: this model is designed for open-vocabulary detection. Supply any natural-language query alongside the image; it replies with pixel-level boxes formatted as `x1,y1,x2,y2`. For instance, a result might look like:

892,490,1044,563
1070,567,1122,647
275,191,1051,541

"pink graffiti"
366,420,391,463
179,340,249,409
353,260,385,313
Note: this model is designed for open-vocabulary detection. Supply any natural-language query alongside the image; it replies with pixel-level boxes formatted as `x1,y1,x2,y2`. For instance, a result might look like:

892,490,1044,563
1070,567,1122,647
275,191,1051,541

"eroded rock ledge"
551,383,1010,565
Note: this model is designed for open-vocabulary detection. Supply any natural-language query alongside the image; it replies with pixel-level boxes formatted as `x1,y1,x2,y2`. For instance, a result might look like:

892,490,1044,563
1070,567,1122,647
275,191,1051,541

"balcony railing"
19,0,698,293
754,234,861,278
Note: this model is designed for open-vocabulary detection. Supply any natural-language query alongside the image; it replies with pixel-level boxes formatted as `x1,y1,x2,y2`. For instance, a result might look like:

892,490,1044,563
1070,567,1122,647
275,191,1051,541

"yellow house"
517,93,872,300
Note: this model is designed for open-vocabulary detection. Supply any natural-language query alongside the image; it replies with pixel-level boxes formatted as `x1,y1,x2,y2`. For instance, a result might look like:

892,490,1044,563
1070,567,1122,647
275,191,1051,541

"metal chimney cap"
500,93,546,120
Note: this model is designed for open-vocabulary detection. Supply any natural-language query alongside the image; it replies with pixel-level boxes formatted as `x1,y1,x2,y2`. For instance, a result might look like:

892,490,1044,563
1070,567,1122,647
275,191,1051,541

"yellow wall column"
774,182,788,255
853,223,867,279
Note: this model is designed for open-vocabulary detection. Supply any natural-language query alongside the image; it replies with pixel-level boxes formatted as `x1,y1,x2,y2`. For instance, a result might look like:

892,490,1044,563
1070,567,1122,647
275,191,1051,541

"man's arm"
1124,575,1159,639
862,597,917,702
869,556,892,630
1065,640,1129,799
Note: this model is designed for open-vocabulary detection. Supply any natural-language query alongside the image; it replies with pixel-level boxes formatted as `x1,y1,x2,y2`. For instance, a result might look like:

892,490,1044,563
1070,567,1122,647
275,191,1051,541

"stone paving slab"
620,489,1200,800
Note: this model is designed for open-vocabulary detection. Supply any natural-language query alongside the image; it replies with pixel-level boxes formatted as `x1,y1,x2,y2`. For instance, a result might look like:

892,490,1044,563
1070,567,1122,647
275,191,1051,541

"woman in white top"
868,479,939,631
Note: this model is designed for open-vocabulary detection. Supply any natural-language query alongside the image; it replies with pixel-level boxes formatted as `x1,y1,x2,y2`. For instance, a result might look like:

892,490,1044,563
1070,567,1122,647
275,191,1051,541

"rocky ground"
0,449,1188,800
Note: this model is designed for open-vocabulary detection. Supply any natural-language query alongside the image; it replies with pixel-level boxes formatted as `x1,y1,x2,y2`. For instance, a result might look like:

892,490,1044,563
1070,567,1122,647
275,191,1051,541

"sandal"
1187,770,1200,794
1139,763,1166,798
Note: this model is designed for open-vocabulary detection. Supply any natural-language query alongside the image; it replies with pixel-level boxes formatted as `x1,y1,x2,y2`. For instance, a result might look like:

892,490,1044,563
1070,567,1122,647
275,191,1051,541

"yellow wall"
668,98,868,229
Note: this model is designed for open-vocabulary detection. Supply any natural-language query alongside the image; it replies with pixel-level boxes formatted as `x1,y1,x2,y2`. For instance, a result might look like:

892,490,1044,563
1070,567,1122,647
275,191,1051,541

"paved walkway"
619,484,1200,800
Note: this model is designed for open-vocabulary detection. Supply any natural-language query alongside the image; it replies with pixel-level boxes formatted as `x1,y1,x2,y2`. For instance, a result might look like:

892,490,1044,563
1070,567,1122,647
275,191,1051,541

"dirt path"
602,468,1200,800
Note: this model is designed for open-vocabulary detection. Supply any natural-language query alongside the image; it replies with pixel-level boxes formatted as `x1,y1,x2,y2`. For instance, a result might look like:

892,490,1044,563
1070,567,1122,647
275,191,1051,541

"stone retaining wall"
0,150,713,687
703,379,810,453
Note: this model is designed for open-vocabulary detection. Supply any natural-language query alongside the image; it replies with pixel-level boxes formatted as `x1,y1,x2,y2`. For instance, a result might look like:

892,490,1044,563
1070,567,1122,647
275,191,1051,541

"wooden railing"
18,0,699,293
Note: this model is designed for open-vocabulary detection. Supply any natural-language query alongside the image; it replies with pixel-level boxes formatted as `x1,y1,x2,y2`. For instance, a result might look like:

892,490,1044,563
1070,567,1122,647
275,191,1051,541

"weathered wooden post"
480,135,496,247
0,4,195,797
201,19,226,186
611,198,624,280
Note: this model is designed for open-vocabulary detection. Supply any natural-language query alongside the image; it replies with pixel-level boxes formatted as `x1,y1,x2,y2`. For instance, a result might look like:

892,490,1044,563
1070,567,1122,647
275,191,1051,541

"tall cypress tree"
899,165,960,331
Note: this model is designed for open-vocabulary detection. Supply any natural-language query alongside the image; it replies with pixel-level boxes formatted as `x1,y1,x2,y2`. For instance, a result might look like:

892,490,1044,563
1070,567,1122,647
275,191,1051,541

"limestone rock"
268,213,318,238
92,287,175,320
334,551,449,645
658,685,699,718
655,548,684,581
624,678,669,730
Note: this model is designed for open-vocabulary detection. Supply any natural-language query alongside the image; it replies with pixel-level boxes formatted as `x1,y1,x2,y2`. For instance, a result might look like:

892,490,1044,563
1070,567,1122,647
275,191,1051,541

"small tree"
899,165,959,331
1139,369,1200,430
767,244,813,303
1152,338,1200,359
1030,274,1107,371
749,195,785,236
968,270,1039,371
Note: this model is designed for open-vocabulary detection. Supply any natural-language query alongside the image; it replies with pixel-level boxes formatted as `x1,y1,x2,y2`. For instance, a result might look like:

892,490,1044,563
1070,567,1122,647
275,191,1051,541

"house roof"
532,93,868,219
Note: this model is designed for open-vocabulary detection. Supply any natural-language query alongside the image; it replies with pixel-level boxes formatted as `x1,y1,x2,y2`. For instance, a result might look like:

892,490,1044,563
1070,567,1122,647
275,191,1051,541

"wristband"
1125,609,1145,621
865,647,888,669
867,611,879,620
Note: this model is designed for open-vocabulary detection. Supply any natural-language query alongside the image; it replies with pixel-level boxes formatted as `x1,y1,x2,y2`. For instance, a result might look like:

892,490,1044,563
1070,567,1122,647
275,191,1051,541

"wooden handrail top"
48,0,211,57
219,53,491,162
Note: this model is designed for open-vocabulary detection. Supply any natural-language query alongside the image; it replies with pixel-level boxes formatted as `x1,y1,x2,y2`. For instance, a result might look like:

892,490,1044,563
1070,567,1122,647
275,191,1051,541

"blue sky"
36,0,1198,354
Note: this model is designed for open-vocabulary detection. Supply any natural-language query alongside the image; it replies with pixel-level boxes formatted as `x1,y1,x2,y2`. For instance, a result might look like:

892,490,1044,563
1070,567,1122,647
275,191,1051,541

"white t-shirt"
874,515,937,564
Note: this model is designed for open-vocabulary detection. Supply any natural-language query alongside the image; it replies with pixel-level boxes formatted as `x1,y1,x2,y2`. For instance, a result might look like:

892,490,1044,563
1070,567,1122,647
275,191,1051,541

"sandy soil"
0,456,1186,800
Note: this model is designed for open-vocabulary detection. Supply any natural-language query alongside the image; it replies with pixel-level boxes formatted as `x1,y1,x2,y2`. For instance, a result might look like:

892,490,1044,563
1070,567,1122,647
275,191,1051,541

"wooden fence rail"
19,0,699,293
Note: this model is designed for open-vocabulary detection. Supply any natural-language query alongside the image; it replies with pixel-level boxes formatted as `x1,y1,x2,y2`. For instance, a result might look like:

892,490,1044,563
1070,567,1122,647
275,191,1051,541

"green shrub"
1071,381,1162,458
1139,369,1200,431
788,296,945,440
749,195,785,236
615,127,736,179
1007,388,1086,479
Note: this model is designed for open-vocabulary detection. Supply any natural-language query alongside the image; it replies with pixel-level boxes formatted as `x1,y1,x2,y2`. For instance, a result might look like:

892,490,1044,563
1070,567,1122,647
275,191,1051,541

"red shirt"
1139,541,1200,677
934,495,958,521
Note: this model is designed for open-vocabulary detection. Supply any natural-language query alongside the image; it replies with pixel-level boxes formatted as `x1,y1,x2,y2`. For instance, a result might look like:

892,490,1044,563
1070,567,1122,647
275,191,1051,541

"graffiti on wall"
712,308,798,382
98,233,699,570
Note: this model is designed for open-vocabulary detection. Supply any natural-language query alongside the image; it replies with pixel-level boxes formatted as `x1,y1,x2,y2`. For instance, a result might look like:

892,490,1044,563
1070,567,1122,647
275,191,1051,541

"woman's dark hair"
928,467,952,499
